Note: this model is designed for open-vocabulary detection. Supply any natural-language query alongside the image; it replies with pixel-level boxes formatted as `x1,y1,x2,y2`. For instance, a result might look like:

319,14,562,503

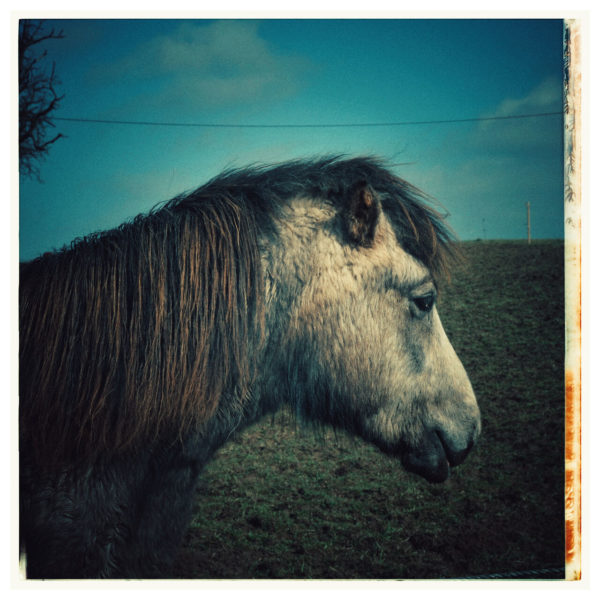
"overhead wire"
53,111,563,129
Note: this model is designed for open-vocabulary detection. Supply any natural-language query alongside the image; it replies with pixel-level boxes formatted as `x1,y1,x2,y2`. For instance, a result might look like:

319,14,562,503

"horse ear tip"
361,187,375,208
347,183,380,246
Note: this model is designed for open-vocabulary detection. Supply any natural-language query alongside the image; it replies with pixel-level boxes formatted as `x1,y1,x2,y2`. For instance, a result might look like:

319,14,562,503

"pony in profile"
19,156,480,578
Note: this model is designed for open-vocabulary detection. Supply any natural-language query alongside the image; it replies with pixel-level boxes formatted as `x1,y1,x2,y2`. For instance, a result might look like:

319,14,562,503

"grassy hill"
172,240,566,580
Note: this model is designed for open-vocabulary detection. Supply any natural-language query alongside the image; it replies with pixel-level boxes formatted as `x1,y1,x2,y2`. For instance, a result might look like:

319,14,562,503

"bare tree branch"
19,20,65,180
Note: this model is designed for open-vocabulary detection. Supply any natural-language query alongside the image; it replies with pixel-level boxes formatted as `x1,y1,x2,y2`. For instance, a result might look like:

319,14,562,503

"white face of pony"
264,186,481,483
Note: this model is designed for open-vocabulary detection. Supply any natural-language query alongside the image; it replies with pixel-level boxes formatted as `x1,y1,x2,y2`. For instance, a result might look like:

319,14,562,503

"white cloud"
91,21,310,113
492,77,563,117
472,77,563,153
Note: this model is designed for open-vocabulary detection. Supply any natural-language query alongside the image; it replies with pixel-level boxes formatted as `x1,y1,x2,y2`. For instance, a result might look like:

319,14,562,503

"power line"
53,111,563,129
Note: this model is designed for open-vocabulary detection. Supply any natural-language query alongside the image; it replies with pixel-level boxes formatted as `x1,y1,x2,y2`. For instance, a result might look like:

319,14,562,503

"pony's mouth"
400,428,474,484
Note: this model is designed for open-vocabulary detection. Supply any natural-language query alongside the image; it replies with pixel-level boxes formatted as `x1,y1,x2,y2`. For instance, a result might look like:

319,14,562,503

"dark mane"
20,194,264,467
19,156,456,468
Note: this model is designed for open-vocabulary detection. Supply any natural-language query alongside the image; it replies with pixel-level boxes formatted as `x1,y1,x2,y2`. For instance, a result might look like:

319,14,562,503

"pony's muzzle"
402,416,480,484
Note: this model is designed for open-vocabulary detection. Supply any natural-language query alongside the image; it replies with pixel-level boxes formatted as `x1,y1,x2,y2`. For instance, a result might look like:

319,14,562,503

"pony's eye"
413,292,435,314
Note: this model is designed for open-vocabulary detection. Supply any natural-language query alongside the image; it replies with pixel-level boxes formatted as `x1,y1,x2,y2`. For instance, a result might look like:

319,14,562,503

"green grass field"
172,240,566,580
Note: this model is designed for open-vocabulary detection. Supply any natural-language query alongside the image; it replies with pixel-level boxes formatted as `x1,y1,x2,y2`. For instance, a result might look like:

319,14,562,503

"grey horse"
19,156,480,578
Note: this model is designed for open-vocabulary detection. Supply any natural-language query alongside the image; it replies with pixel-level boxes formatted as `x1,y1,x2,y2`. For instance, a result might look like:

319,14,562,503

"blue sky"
19,18,565,260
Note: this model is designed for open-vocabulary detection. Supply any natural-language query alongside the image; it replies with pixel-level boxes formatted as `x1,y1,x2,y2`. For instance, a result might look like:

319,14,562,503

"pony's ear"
345,182,381,247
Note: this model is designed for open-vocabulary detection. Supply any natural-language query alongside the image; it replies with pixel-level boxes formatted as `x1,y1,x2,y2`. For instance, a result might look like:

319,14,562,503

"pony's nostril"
435,429,475,467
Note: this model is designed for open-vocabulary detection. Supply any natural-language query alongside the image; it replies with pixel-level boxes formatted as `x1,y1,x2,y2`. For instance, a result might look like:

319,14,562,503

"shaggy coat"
19,156,480,578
